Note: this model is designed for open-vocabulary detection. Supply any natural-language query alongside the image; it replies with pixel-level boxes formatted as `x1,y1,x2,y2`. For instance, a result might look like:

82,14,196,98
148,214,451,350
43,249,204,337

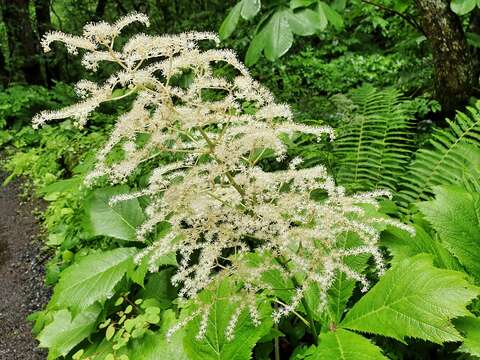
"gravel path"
0,172,50,359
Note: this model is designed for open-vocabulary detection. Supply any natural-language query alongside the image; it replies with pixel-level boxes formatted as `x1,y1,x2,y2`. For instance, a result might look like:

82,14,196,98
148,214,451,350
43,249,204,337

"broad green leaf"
305,329,387,359
241,0,261,20
451,0,477,15
319,1,343,30
290,0,317,9
245,28,267,66
184,280,273,360
263,10,294,61
50,248,136,312
84,186,145,241
315,2,329,30
331,0,347,11
455,317,480,357
40,177,82,197
287,9,324,36
381,224,462,271
341,255,479,344
128,310,189,360
417,186,480,279
38,305,101,358
219,2,243,39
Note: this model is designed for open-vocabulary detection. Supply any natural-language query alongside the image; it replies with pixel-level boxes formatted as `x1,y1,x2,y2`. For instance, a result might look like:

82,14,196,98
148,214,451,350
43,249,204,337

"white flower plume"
33,13,413,340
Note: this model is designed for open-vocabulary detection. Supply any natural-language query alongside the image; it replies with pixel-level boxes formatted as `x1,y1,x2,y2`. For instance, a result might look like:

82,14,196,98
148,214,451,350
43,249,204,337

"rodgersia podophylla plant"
34,13,413,341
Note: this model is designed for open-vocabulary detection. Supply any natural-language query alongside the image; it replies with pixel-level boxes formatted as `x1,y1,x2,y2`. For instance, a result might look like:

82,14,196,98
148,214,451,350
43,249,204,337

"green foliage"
49,248,136,312
184,280,273,360
418,186,480,281
451,0,480,15
333,85,413,191
398,102,480,206
251,47,431,122
127,310,189,360
222,0,343,64
455,317,480,357
84,186,145,241
322,233,370,324
37,304,101,359
342,255,479,344
304,329,387,359
381,224,462,271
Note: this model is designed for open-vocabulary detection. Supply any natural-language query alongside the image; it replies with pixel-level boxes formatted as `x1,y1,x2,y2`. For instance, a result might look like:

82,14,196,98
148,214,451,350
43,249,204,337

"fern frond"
397,102,480,206
333,84,414,191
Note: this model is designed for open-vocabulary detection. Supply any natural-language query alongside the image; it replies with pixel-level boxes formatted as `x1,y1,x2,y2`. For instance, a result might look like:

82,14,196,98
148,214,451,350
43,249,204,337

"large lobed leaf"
341,255,479,344
50,247,137,312
183,280,273,360
455,317,480,357
37,304,101,359
127,310,189,360
84,185,145,241
418,186,480,280
305,329,387,360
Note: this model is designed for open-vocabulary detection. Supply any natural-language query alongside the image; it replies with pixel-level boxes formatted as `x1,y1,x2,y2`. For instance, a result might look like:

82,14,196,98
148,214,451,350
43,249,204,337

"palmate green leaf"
304,329,387,360
417,186,480,280
455,317,480,357
290,0,317,9
287,8,326,36
84,185,145,241
263,10,294,61
341,255,479,344
184,280,273,360
219,2,243,39
319,1,343,30
50,247,137,312
241,0,261,20
245,28,267,66
38,304,101,359
128,310,189,360
451,0,478,15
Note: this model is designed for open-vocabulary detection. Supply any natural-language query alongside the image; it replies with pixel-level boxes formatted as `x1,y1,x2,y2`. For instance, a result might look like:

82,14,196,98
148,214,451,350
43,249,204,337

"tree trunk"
1,0,45,84
0,42,8,85
34,0,52,36
415,0,477,116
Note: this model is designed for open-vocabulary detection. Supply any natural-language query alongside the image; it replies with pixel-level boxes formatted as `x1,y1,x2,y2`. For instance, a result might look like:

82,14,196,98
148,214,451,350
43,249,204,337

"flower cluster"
34,13,413,341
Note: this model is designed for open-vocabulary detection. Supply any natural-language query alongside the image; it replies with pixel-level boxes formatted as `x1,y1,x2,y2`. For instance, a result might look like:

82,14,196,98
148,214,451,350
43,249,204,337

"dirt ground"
0,172,50,360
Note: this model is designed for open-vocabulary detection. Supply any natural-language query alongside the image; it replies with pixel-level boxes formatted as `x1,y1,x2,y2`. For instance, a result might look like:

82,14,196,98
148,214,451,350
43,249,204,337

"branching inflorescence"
34,13,413,341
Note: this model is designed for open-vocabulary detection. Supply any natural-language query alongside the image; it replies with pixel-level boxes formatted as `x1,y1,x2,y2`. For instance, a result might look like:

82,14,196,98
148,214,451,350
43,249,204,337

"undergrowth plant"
332,84,414,192
22,12,480,360
33,13,412,343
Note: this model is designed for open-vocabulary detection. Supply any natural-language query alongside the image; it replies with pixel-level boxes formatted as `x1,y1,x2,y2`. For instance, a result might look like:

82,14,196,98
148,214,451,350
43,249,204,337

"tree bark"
34,0,52,36
0,42,8,85
1,0,45,84
415,0,477,116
